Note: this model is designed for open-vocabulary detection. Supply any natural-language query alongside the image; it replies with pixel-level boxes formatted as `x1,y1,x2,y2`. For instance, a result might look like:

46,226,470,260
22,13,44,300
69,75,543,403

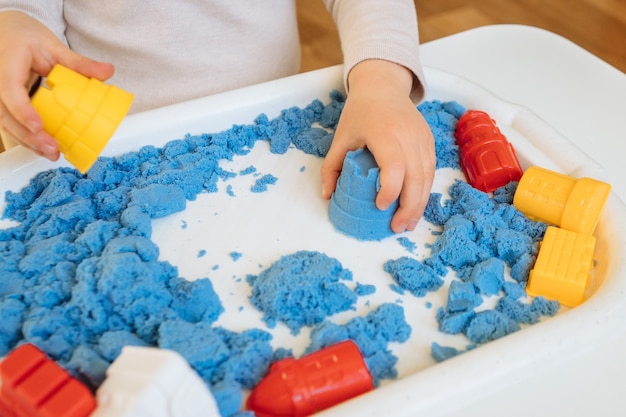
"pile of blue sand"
0,93,475,415
328,148,398,240
417,100,466,170
247,251,357,335
0,92,348,415
420,180,559,359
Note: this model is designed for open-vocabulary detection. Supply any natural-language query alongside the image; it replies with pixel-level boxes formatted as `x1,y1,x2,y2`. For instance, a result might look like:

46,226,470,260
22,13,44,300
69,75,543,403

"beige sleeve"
323,0,426,103
0,1,66,43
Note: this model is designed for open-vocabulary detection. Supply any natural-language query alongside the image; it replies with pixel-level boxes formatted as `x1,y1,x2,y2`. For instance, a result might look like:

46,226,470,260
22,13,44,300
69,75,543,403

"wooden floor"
297,0,626,73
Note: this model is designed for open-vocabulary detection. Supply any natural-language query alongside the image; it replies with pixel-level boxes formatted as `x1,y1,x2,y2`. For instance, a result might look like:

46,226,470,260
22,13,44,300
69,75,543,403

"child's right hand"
0,10,114,159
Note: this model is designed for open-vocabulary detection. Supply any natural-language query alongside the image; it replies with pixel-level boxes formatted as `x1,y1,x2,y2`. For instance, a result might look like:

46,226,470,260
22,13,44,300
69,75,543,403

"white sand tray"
1,66,625,417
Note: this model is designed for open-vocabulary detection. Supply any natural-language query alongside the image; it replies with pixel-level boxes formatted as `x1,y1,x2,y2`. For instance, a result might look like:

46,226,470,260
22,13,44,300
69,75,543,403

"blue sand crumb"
198,249,207,258
465,310,521,344
389,283,405,295
239,166,257,175
247,251,356,335
397,236,417,253
292,127,333,157
304,303,411,385
431,342,460,362
318,90,345,129
299,165,306,172
230,251,242,261
226,184,236,197
502,281,527,300
384,257,445,297
444,280,482,313
436,307,475,335
250,174,278,193
496,296,559,325
354,282,376,296
465,258,505,296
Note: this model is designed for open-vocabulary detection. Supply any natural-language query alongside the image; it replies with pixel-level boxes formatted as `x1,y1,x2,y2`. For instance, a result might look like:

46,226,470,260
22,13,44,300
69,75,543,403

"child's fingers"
321,139,353,200
58,51,115,82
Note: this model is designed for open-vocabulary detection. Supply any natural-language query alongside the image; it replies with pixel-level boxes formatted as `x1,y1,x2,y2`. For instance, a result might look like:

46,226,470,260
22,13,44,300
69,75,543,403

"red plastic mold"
246,340,374,417
0,343,96,417
454,110,523,193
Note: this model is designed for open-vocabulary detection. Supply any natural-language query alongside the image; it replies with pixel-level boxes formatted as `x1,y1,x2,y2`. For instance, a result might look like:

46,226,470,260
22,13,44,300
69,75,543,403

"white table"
420,24,626,417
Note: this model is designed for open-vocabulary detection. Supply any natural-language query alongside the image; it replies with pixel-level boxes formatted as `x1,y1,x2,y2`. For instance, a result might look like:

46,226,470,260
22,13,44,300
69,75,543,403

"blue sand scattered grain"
292,127,334,157
354,282,376,296
198,249,207,258
397,236,417,253
239,166,257,175
226,184,236,197
250,174,278,193
384,257,445,297
389,283,405,295
431,342,460,362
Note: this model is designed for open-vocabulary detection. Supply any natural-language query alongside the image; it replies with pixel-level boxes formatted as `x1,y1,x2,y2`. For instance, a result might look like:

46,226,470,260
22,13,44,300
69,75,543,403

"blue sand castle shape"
328,148,398,240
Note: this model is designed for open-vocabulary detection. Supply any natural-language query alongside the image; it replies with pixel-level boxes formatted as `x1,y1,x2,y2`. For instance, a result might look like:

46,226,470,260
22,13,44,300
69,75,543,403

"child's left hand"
321,59,435,233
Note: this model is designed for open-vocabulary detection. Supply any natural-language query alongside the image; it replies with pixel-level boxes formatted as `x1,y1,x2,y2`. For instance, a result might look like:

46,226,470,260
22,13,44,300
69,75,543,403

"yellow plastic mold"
31,64,134,173
527,226,596,307
513,165,611,235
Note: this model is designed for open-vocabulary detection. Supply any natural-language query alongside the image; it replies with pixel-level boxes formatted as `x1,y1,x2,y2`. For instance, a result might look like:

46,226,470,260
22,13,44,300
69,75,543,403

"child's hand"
0,11,114,159
321,59,435,233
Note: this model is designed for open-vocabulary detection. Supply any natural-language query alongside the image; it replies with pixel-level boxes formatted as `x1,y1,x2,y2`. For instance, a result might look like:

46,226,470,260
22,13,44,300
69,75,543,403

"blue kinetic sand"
328,148,398,240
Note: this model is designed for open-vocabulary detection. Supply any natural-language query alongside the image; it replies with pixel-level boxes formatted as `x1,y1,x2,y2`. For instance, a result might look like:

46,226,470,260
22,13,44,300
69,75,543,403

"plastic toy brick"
526,226,596,307
0,343,96,417
246,340,374,417
31,64,134,174
513,165,611,235
91,346,219,417
454,110,523,193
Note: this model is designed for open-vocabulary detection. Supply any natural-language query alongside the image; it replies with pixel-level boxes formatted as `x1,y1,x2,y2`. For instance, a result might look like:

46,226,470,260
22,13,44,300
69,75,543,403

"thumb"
320,143,347,200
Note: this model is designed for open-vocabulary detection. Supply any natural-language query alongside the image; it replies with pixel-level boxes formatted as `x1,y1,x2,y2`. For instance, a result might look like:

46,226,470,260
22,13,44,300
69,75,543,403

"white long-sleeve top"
0,0,425,113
